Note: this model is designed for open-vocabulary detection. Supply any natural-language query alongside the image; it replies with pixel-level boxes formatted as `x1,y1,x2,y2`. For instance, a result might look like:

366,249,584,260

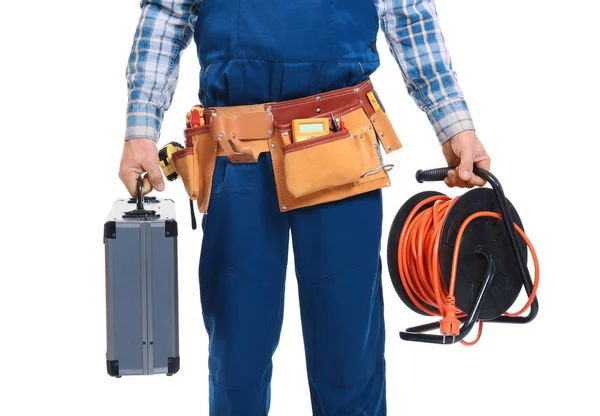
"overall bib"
194,1,386,414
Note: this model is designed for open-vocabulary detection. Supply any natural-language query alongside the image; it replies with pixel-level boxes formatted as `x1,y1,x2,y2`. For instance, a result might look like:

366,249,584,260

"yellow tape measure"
158,142,184,181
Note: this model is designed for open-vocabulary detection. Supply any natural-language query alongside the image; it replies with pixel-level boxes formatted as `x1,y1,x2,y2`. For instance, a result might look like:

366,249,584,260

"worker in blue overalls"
119,0,491,414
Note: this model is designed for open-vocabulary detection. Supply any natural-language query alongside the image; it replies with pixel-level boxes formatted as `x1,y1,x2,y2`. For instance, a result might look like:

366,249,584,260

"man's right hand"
119,138,165,197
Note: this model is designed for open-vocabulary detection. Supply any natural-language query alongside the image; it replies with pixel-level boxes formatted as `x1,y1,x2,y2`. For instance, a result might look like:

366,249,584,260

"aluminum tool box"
103,191,179,377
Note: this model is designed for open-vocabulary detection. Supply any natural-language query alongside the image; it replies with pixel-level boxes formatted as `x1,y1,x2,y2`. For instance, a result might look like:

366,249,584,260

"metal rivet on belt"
316,96,321,102
387,146,392,151
367,125,372,130
270,143,275,149
380,132,384,137
231,133,236,139
268,129,273,135
355,88,360,92
316,108,321,114
359,134,363,139
282,204,287,210
360,100,364,104
246,157,251,162
283,132,288,136
266,105,272,111
217,134,223,140
371,117,376,122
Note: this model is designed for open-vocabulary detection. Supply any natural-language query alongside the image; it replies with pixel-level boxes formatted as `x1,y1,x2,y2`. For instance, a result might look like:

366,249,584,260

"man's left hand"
442,130,491,188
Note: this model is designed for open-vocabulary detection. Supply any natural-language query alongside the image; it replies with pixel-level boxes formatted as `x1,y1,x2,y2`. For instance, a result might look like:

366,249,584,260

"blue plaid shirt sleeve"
378,0,475,144
125,1,199,142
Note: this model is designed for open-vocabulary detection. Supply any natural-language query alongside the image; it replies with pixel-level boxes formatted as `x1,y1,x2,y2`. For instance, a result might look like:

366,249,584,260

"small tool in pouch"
291,118,330,142
186,105,205,128
330,113,340,132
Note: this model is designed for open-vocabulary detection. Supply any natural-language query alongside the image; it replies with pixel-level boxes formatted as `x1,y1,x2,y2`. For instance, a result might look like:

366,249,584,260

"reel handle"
415,166,491,183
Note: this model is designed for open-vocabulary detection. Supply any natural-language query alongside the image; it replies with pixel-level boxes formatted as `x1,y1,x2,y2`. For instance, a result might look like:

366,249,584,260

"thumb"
457,147,474,182
145,161,165,192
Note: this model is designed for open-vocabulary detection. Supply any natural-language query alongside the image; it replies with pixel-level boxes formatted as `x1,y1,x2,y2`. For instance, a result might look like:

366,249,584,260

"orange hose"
397,195,539,346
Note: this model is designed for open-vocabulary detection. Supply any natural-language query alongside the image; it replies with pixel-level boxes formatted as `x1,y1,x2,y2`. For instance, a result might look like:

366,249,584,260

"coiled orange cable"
398,195,540,346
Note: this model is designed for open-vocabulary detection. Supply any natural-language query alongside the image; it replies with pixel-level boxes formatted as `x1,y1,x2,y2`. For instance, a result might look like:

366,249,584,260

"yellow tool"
367,90,385,113
158,141,184,181
291,118,330,142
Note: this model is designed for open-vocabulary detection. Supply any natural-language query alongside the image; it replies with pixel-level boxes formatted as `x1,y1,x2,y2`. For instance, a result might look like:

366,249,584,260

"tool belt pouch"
279,106,396,200
283,129,366,198
173,125,218,213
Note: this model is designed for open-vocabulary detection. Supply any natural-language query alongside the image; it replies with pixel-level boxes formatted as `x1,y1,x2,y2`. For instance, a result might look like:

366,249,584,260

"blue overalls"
194,1,386,414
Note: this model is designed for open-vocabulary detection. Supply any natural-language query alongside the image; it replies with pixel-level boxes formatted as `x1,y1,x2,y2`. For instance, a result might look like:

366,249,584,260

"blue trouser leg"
200,154,289,415
200,153,386,415
290,189,386,416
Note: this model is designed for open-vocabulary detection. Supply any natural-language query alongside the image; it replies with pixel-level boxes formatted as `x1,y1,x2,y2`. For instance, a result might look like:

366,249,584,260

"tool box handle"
122,176,160,220
136,176,145,210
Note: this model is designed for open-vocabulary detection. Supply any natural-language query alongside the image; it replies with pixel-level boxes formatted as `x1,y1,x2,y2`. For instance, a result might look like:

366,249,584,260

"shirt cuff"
124,102,164,143
426,99,475,145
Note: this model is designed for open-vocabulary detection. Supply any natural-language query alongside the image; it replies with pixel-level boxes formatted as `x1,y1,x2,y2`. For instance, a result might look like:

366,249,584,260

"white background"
2,1,599,415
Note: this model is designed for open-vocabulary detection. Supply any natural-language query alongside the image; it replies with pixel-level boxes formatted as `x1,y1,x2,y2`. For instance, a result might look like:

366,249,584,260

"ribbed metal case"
103,197,179,377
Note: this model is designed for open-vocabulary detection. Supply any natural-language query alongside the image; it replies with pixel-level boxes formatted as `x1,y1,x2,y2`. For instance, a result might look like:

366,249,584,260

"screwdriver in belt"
330,113,340,132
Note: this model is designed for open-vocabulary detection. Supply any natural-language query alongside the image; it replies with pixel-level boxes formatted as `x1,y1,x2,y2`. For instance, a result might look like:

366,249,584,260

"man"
119,0,490,414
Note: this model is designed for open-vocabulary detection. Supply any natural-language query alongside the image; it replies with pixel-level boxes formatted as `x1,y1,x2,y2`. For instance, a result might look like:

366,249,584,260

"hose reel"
387,167,539,345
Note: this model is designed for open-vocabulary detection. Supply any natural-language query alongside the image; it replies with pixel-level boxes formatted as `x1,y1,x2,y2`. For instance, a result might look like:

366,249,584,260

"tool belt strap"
186,79,391,163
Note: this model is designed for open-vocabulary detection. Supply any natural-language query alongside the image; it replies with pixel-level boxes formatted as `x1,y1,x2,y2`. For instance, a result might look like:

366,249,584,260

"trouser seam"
309,354,379,389
209,372,269,391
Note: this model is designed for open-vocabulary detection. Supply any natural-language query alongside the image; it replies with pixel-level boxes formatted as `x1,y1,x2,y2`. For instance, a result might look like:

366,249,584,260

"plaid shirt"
125,0,474,145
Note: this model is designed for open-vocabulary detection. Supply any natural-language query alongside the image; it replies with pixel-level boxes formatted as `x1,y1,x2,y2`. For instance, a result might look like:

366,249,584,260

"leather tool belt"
173,79,402,213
